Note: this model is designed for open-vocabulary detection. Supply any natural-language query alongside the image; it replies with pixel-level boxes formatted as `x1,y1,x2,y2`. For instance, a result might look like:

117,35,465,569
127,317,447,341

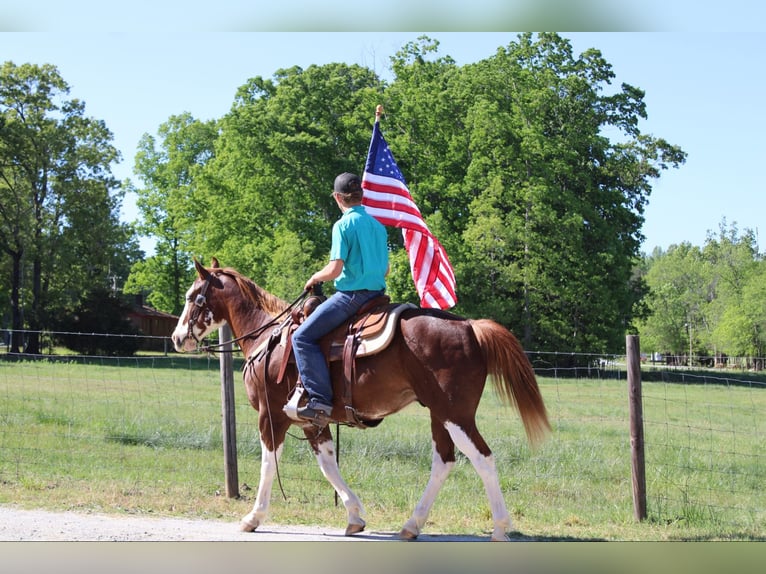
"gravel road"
0,505,484,542
2,506,516,574
4,506,746,574
0,506,375,541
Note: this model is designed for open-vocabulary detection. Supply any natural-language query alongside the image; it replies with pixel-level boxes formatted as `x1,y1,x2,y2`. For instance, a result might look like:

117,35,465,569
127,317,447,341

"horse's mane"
216,267,289,317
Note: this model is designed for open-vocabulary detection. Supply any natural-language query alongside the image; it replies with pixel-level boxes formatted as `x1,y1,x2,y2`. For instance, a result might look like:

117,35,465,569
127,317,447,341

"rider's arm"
304,259,344,291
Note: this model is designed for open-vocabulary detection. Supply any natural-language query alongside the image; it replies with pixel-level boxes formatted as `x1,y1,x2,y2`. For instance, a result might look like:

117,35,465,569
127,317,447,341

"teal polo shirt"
330,205,388,291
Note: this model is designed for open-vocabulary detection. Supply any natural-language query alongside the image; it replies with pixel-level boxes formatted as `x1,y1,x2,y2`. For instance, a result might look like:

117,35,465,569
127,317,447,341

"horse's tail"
470,319,551,448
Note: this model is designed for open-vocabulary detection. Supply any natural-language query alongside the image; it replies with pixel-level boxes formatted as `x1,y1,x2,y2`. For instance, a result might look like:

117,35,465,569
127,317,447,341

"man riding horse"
292,172,389,425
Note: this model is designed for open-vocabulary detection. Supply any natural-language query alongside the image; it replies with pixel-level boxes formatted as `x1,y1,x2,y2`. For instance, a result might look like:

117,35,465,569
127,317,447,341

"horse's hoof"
398,527,418,541
491,532,511,542
345,522,365,536
239,519,258,532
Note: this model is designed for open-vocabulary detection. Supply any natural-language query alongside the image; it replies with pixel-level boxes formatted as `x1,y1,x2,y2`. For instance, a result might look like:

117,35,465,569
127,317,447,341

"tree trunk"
23,254,42,354
9,250,24,353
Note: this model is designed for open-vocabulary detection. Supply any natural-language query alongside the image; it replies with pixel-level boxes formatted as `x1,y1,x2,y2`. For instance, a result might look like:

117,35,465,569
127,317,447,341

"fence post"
219,324,239,498
626,334,647,521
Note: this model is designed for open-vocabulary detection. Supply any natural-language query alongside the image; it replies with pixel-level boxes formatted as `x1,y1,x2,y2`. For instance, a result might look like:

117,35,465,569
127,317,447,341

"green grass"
0,356,763,540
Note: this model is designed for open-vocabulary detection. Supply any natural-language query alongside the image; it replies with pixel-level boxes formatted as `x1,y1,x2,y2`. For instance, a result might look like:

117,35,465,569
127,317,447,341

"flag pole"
363,103,457,309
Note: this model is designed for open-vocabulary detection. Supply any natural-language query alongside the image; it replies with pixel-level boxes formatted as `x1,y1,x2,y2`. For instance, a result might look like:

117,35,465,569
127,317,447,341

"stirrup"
283,385,305,421
296,404,332,427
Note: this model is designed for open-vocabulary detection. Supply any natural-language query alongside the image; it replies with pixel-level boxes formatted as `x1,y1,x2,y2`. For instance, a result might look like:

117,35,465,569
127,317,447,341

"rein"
198,287,311,354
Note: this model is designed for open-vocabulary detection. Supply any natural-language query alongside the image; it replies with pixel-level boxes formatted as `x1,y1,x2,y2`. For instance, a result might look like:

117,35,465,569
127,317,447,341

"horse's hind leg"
307,426,366,536
400,418,456,540
444,421,513,541
240,438,284,531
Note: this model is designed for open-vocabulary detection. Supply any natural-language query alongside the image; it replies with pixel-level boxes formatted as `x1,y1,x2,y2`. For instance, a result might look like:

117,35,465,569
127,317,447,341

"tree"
637,243,711,359
264,228,316,300
123,35,687,356
193,63,385,285
125,113,217,315
737,262,766,364
384,33,685,354
385,35,468,239
0,61,135,353
638,221,766,366
703,221,764,362
459,176,521,322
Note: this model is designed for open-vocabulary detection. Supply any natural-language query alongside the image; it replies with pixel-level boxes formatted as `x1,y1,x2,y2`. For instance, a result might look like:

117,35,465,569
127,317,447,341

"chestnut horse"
171,258,550,541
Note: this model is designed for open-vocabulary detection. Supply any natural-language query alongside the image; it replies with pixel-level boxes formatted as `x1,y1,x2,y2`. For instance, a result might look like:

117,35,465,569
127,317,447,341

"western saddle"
247,291,415,427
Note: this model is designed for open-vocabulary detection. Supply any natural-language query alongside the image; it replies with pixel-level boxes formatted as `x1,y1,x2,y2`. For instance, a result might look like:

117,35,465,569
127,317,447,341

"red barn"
126,295,179,352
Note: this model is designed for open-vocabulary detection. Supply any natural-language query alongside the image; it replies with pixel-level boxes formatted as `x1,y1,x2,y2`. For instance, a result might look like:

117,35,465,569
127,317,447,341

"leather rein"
186,272,311,354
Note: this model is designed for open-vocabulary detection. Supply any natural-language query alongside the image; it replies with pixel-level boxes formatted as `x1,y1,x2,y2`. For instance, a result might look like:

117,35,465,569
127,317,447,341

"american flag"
361,120,457,309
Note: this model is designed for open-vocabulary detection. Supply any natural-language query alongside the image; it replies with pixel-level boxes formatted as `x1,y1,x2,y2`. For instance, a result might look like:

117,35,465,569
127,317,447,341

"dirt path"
0,505,483,542
0,506,371,541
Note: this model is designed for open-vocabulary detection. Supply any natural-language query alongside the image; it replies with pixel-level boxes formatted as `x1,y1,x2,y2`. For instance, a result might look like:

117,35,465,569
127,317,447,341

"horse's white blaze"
242,440,284,529
402,440,455,536
171,286,224,352
444,421,512,539
314,440,366,527
170,301,193,351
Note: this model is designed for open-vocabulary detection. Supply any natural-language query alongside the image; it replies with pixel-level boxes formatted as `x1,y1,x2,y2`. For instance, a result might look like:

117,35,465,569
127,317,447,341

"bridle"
185,269,316,353
185,273,214,345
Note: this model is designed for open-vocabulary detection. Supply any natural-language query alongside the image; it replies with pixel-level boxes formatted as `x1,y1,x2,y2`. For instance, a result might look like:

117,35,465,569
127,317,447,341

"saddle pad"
248,302,416,363
331,302,416,359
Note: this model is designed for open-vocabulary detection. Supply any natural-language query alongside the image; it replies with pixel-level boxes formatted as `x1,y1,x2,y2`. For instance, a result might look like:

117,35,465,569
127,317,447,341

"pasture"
0,354,763,541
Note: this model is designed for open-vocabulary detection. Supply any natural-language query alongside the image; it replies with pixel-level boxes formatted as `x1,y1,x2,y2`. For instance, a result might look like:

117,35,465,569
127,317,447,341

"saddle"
250,294,415,427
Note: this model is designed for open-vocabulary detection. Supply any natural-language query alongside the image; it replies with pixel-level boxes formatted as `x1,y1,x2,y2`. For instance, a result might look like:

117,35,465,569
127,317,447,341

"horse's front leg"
240,438,284,531
307,425,366,536
240,406,289,532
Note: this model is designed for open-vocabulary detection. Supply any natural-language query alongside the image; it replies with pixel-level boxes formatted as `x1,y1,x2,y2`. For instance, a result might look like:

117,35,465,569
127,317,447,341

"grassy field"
0,355,763,541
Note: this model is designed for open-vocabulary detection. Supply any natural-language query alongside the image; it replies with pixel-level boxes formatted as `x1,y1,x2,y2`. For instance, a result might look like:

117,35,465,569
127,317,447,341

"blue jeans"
292,289,384,406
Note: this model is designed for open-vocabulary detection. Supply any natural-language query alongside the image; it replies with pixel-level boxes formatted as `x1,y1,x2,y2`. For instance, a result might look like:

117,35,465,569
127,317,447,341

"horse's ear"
211,257,220,269
193,257,224,289
193,257,209,279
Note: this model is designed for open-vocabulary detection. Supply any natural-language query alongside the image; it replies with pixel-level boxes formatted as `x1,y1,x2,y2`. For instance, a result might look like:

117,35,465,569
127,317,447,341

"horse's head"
171,257,226,352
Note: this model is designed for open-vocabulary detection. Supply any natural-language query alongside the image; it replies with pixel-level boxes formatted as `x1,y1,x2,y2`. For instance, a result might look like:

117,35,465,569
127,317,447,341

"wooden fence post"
626,334,647,521
219,324,239,498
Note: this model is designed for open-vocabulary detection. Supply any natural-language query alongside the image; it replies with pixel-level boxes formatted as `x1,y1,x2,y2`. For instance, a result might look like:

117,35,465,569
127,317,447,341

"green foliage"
127,113,218,314
0,61,140,351
458,177,521,323
384,248,420,305
123,252,195,316
384,33,684,353
263,228,316,300
638,220,765,360
637,242,710,355
192,35,679,354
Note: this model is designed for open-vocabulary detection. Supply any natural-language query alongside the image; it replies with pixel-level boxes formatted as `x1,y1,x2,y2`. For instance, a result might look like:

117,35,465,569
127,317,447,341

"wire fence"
0,330,763,537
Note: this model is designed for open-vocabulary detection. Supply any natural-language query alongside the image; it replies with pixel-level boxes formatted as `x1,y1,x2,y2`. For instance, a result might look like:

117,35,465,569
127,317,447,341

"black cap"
333,172,362,195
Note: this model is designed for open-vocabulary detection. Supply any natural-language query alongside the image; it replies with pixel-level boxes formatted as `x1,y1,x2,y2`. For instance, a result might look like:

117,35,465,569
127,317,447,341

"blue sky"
2,27,765,255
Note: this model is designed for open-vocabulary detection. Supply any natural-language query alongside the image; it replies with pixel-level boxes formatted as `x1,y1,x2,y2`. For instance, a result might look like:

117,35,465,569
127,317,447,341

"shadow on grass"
667,533,766,542
329,530,607,542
